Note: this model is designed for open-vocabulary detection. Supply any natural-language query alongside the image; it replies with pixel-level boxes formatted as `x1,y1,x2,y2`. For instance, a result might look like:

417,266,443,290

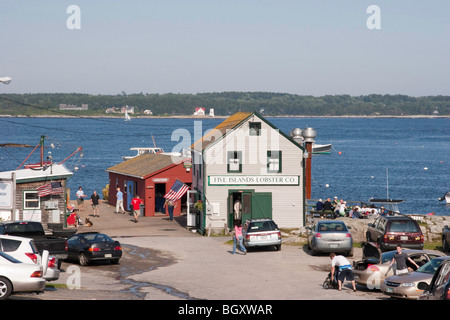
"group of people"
315,197,380,219
76,186,101,217
315,197,347,218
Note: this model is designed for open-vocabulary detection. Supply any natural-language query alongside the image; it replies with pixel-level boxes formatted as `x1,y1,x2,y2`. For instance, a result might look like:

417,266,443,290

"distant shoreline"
0,114,448,119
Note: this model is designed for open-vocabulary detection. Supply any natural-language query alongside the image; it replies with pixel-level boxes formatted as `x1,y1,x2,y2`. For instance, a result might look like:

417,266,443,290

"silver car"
381,256,450,300
307,220,353,256
0,251,46,300
242,219,282,251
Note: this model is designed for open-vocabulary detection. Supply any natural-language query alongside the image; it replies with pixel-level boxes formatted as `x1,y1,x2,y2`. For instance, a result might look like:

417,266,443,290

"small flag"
37,182,64,197
163,179,189,202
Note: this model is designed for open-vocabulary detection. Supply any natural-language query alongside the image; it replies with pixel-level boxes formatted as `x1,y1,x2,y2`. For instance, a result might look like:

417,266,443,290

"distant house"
193,107,206,116
106,153,192,218
0,164,73,229
143,110,153,115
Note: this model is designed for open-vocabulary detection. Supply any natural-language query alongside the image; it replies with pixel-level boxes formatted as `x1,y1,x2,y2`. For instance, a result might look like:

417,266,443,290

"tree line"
0,92,448,116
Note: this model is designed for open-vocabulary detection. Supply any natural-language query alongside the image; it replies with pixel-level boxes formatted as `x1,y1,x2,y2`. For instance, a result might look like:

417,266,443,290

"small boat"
122,147,164,161
439,191,450,204
124,110,131,121
312,143,332,154
369,198,404,213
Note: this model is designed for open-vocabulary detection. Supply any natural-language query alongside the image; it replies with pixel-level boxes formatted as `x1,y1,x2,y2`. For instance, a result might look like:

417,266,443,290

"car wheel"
78,253,88,266
310,244,318,256
346,247,354,257
0,277,12,300
366,231,371,242
110,259,120,265
275,244,281,251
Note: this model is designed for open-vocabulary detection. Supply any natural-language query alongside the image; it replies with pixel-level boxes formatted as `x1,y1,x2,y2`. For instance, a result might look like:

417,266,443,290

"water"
0,116,449,216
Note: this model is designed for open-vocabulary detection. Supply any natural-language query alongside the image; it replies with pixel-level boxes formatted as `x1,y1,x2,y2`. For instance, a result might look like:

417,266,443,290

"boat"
369,198,404,214
439,191,450,204
122,147,164,161
124,110,131,121
312,143,332,154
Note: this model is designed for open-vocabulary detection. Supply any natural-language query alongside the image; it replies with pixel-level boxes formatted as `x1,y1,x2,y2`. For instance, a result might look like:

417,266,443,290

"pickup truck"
0,221,71,263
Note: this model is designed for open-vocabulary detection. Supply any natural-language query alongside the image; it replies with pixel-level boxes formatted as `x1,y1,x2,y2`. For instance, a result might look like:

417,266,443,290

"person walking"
164,199,176,221
76,186,87,211
116,187,125,214
232,220,247,255
90,190,100,217
330,252,356,291
131,195,143,223
389,245,419,274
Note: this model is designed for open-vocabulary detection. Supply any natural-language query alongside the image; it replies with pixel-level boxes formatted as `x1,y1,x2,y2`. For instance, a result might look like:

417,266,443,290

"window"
267,151,282,173
24,191,40,210
227,151,242,173
249,122,261,136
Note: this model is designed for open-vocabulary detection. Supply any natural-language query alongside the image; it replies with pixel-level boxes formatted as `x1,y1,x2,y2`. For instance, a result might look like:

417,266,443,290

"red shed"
106,153,191,218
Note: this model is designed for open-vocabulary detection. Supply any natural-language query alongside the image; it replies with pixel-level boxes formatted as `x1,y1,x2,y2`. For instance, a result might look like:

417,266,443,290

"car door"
369,217,381,242
421,261,450,300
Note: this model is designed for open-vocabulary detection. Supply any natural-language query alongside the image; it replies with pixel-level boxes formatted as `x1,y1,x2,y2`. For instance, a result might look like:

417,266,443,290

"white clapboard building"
191,112,306,234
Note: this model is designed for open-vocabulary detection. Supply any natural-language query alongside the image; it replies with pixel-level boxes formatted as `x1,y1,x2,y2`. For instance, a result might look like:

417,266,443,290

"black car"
65,232,122,266
365,215,423,251
418,258,450,300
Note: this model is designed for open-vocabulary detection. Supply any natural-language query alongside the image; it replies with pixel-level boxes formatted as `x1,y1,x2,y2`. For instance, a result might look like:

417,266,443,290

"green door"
251,192,272,219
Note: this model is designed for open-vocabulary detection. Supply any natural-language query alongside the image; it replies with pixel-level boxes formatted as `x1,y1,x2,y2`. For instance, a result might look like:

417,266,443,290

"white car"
0,251,46,300
0,235,60,281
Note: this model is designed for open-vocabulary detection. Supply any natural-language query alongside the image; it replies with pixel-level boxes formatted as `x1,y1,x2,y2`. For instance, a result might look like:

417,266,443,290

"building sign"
0,181,13,209
208,175,299,186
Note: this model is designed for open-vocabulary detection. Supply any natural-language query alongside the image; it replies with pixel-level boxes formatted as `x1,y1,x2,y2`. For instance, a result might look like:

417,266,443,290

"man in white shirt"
330,252,357,292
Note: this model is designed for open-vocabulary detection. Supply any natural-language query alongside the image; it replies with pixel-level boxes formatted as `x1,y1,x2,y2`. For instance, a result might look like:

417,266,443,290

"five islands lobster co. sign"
208,175,299,186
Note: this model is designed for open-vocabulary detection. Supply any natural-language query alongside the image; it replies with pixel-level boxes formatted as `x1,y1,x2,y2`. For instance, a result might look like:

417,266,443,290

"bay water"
0,116,448,216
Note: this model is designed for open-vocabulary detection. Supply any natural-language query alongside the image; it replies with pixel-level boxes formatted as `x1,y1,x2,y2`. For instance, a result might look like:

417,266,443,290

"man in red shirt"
131,195,143,223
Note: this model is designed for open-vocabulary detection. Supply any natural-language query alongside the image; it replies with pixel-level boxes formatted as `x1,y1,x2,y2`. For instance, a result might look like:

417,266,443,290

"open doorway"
155,183,166,213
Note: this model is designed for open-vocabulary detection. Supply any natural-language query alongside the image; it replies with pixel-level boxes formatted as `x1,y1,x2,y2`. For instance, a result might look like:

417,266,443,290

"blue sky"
0,1,449,96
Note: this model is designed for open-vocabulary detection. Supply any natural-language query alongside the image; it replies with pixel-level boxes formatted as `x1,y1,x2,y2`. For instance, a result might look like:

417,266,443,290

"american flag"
37,182,64,197
163,179,189,202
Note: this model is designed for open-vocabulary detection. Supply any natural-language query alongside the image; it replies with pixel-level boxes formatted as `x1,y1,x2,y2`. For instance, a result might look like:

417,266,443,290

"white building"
191,112,306,234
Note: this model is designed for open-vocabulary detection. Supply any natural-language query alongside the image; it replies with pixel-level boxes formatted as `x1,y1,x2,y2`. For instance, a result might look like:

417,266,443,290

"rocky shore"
286,214,450,246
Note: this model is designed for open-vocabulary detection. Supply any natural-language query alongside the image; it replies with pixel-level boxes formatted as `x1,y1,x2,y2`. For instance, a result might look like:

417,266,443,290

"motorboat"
122,147,164,161
312,143,332,154
369,198,404,214
439,191,450,204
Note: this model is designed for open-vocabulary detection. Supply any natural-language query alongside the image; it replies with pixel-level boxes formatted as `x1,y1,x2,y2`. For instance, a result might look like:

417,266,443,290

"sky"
0,0,449,96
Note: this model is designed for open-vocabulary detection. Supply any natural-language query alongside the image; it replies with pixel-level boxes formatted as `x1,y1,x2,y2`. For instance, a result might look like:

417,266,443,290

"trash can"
140,205,145,217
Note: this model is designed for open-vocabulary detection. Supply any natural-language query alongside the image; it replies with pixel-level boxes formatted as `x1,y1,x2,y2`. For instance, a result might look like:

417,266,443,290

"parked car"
0,221,70,263
353,242,444,290
365,215,423,251
0,251,46,300
418,257,450,300
381,256,450,300
65,232,122,266
242,219,282,251
306,220,353,256
0,235,60,281
442,225,450,253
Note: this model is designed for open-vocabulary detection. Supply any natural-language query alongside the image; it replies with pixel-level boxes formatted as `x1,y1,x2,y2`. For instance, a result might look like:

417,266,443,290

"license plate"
400,236,408,241
387,287,394,293
329,244,338,248
259,235,269,240
105,254,112,258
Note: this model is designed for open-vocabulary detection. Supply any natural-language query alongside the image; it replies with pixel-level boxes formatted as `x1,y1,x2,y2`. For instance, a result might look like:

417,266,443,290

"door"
228,190,253,228
126,180,136,211
251,192,272,220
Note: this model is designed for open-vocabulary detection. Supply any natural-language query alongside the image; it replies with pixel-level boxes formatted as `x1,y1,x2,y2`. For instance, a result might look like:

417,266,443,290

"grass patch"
45,283,68,290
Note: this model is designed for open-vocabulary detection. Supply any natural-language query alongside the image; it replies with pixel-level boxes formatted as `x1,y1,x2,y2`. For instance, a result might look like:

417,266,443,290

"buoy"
338,151,342,155
424,167,428,170
325,184,329,188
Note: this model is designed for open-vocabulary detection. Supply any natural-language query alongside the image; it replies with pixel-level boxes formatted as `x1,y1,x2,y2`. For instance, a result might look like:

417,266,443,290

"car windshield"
389,220,419,232
416,258,444,275
248,220,278,232
317,222,347,232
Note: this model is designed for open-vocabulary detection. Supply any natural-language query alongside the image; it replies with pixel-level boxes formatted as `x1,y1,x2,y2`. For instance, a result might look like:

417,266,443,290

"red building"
106,153,191,218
